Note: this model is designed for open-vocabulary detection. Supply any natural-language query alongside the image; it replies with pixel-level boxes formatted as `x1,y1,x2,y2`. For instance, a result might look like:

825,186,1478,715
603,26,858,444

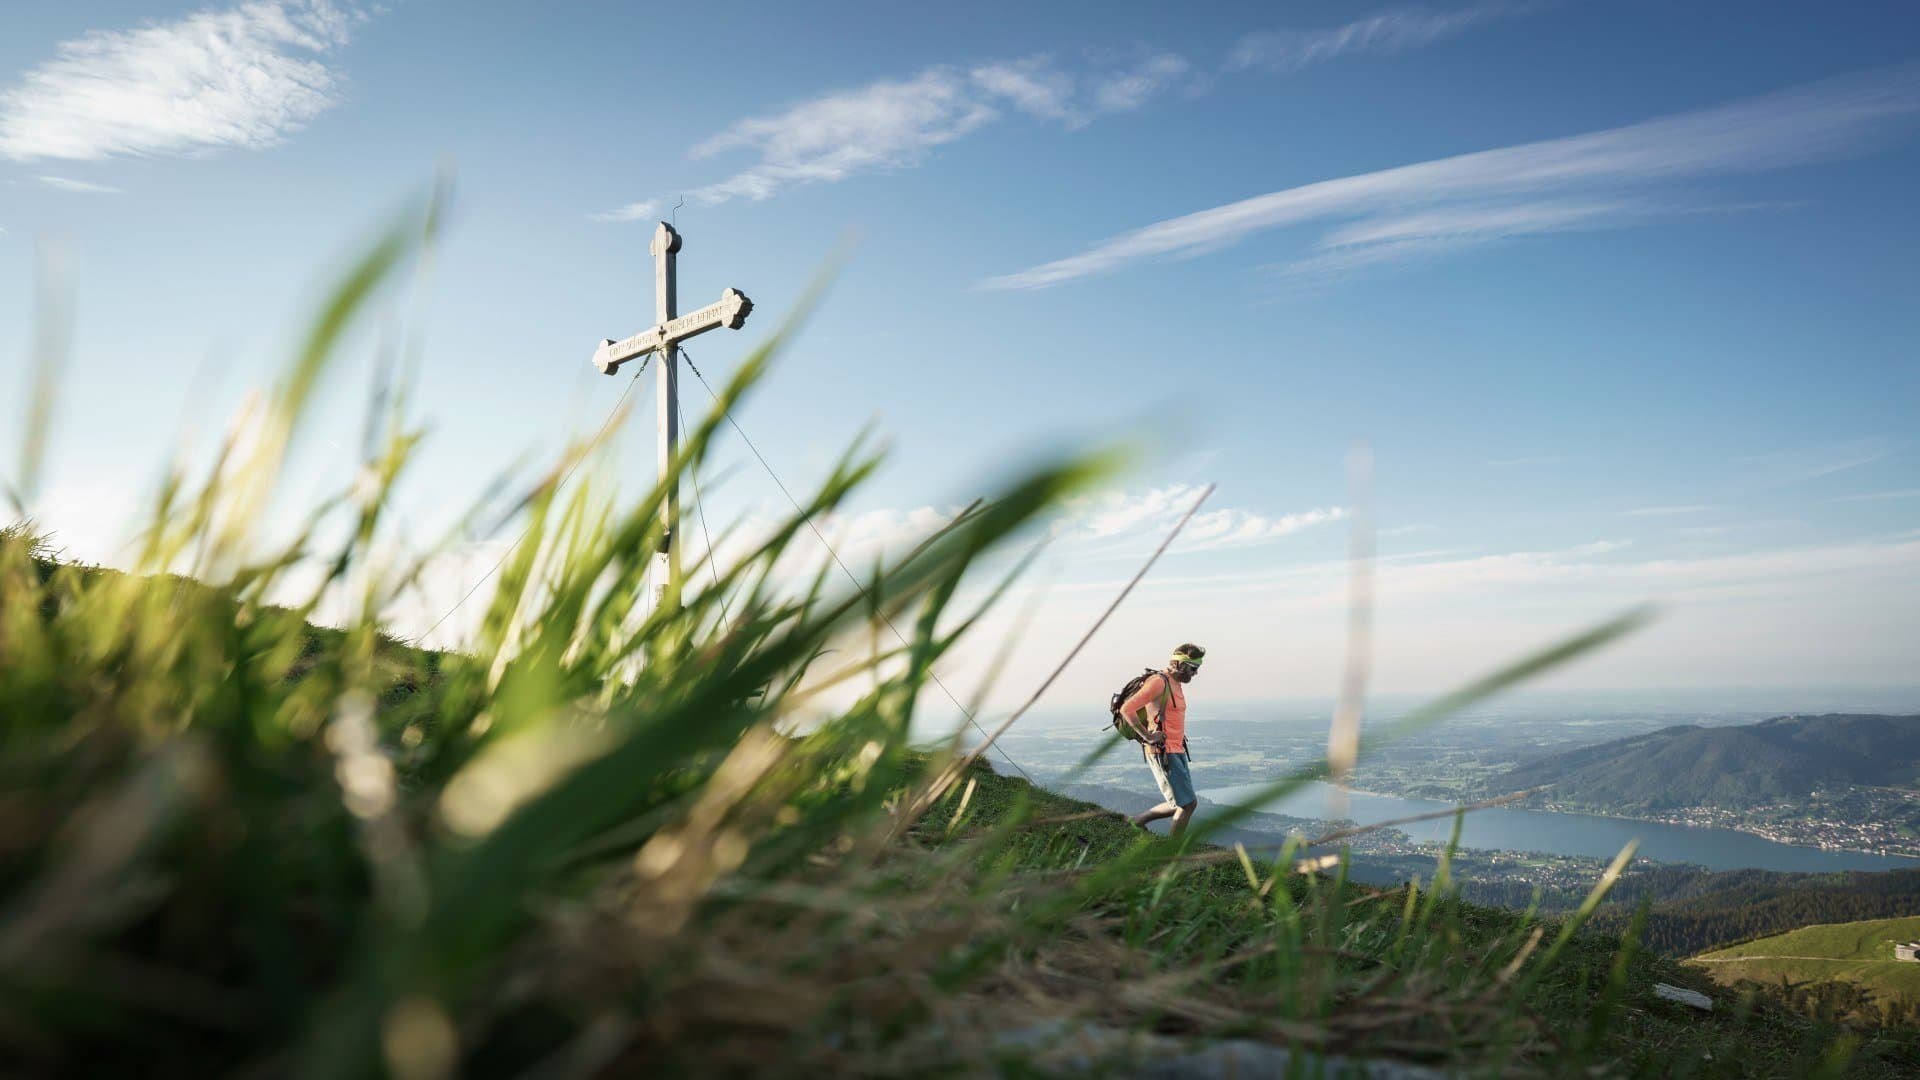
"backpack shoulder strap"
1138,671,1172,723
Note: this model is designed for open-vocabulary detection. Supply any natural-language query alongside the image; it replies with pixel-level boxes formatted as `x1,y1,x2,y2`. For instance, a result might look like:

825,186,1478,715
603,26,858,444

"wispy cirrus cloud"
992,530,1920,700
980,63,1920,290
1283,197,1799,285
589,200,661,224
593,50,1192,219
1623,505,1719,517
1831,489,1920,503
1058,483,1345,554
1741,438,1896,484
1273,197,1675,284
593,6,1526,222
37,175,121,194
681,67,1003,206
0,0,363,163
1317,196,1635,248
1085,53,1193,113
1229,3,1533,72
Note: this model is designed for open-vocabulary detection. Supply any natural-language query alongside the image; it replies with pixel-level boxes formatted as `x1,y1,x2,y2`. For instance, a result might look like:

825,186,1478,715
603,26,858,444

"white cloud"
980,63,1920,290
1624,505,1718,517
1179,504,1346,552
37,175,123,194
1111,532,1920,617
667,487,1338,586
1272,197,1780,282
1798,449,1890,480
1056,484,1345,554
590,8,1523,221
1740,438,1896,483
970,57,1081,125
1230,3,1529,72
682,67,999,206
929,527,1920,705
0,0,361,162
1046,531,1908,624
1317,197,1639,249
593,3,1520,222
817,504,976,564
1087,53,1191,113
1372,535,1911,611
589,200,661,224
595,51,1193,218
1832,489,1920,503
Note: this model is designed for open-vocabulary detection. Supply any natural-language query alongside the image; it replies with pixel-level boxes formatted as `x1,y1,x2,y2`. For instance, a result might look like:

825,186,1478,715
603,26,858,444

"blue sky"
1,1,1916,704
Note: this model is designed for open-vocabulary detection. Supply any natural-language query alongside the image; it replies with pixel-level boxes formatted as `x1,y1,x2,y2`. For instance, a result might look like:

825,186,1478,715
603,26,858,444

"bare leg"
1131,801,1179,827
1168,801,1198,838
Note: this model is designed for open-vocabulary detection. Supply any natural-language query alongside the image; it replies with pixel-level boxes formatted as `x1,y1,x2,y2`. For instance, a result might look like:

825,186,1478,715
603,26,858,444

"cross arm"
593,288,754,375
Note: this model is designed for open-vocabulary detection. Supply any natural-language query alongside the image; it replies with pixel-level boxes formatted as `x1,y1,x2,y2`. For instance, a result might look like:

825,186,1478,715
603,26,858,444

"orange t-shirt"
1121,672,1186,754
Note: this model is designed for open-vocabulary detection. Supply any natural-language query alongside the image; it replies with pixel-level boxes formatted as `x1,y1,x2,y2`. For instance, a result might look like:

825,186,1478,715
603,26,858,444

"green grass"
924,760,1920,1077
3,189,1912,1077
1692,918,1920,1008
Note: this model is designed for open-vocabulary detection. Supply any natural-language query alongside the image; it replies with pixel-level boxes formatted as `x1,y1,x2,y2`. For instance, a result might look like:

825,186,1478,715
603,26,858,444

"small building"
1894,941,1920,962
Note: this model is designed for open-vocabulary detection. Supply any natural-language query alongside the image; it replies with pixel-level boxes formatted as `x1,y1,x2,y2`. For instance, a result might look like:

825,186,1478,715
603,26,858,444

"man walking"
1123,643,1204,837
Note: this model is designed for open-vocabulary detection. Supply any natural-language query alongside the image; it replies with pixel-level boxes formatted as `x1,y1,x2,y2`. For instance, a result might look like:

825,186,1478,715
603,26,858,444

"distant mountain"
1497,714,1920,812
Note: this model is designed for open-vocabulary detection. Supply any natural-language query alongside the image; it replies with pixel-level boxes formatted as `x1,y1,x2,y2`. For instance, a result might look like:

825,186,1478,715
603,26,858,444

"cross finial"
651,221,682,259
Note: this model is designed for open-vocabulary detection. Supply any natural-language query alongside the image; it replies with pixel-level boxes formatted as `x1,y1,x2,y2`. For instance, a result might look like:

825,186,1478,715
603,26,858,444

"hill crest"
1498,713,1920,812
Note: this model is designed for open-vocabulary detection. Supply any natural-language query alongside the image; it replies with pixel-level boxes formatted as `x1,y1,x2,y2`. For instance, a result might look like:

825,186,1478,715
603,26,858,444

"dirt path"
1689,956,1903,964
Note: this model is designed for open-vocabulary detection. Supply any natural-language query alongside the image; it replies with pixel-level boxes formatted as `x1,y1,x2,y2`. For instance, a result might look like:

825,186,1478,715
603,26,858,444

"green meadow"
1693,917,1920,1006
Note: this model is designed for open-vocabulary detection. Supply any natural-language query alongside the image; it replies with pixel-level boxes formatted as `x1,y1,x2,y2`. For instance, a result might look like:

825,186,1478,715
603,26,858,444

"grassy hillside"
939,763,1920,1076
1701,918,1920,966
1499,715,1920,812
1693,918,1920,1000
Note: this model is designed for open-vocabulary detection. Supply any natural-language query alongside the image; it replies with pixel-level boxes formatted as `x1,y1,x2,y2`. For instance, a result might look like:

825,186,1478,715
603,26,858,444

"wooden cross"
591,221,754,611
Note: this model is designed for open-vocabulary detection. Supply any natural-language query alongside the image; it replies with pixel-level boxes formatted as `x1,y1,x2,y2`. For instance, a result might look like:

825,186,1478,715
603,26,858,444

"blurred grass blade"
10,240,71,516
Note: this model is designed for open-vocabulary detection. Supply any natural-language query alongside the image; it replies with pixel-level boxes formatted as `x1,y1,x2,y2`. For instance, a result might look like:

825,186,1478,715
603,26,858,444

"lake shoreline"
1198,779,1920,874
1297,780,1920,864
1535,800,1920,863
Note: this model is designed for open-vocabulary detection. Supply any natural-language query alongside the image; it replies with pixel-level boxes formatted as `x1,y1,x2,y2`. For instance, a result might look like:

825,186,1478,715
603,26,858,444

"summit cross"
591,221,754,611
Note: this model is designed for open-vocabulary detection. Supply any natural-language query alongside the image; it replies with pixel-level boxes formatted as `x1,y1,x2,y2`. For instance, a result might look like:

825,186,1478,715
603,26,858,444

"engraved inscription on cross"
590,221,753,612
592,223,753,376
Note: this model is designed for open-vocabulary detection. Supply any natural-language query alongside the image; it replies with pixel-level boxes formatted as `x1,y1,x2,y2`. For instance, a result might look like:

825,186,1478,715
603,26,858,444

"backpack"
1108,668,1172,744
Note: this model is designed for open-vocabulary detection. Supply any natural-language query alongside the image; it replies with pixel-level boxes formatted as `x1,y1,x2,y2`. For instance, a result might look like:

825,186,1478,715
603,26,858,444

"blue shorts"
1145,747,1196,806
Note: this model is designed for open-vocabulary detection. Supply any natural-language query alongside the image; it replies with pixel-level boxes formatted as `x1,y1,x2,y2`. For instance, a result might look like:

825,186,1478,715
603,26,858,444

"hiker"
1121,643,1204,837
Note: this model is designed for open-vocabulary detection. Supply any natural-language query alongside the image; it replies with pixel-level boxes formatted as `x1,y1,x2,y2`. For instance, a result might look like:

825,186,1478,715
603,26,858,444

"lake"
1202,780,1920,873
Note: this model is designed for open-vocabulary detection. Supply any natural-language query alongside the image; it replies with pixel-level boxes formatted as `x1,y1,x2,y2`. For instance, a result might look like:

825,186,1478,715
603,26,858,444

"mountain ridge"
1497,713,1920,813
